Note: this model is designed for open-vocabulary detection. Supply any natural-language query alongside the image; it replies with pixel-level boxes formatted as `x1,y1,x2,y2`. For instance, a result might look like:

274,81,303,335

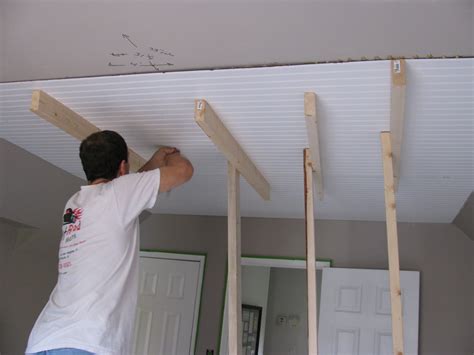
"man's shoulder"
112,169,161,186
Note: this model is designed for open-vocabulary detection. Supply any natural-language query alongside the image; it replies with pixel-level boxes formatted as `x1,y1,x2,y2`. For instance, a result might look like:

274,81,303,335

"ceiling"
0,0,473,82
0,58,472,222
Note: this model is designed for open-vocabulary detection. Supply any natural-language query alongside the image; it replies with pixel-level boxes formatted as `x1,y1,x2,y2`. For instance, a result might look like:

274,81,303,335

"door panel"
319,268,420,355
133,257,201,355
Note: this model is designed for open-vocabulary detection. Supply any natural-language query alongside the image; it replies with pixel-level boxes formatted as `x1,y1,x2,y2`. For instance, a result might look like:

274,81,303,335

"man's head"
79,130,129,182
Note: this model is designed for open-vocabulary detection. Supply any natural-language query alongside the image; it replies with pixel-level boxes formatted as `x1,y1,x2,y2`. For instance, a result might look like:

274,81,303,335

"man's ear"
117,160,130,177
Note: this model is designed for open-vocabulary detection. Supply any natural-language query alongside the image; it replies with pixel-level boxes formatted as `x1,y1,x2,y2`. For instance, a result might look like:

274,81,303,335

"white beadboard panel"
0,59,472,223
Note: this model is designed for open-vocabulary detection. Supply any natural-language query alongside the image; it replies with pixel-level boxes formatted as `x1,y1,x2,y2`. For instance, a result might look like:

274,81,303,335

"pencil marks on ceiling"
108,34,175,71
0,59,472,223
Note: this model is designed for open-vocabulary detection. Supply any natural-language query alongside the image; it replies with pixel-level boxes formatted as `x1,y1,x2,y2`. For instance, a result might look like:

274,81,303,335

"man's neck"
89,178,110,185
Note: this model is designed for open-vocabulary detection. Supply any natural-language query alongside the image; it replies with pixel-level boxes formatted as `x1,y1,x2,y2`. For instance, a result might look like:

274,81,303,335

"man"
26,130,193,355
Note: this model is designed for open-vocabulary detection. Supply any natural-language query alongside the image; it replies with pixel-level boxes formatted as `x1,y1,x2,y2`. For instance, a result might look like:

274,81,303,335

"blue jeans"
33,349,94,355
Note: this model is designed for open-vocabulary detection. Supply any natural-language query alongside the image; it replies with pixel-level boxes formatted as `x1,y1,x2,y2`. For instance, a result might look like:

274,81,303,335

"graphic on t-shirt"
60,208,85,274
63,208,83,225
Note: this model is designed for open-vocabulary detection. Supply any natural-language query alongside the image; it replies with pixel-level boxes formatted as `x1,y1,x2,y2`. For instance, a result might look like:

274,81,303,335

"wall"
453,192,473,241
2,214,472,354
263,268,323,355
264,268,308,355
140,216,473,355
0,139,84,354
0,228,61,353
0,139,472,354
0,218,35,299
242,266,270,355
0,139,85,229
0,219,18,316
220,266,271,355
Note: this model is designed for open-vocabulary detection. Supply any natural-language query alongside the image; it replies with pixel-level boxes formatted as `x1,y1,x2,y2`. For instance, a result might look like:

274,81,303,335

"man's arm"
138,147,178,172
138,147,194,193
159,153,193,193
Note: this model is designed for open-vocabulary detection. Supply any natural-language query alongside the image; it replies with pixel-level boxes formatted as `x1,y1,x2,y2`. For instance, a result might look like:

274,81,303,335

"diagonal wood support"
304,148,318,355
380,132,405,355
195,99,270,355
390,59,406,192
304,92,324,200
30,90,146,172
227,162,242,355
194,99,270,200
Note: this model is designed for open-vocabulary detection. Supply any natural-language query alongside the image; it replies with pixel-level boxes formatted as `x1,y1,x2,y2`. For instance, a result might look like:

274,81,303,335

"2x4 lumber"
390,59,406,192
380,132,405,355
30,90,146,172
227,162,243,355
194,99,270,200
304,92,324,200
304,148,318,355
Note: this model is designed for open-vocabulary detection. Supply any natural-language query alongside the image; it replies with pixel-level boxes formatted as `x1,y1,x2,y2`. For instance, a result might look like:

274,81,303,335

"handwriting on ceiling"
108,34,175,71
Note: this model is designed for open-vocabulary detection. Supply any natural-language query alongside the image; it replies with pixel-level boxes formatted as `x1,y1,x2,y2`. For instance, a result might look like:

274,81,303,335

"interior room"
0,1,473,355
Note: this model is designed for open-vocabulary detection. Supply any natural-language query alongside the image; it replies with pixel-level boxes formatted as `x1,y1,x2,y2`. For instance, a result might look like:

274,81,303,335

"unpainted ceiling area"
0,59,472,223
0,0,473,82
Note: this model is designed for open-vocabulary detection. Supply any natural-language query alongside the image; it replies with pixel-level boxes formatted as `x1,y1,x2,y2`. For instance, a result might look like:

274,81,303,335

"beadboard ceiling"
0,59,472,222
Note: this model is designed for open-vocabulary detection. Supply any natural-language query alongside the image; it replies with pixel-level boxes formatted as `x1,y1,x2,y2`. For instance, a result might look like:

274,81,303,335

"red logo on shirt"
62,208,83,237
63,208,83,225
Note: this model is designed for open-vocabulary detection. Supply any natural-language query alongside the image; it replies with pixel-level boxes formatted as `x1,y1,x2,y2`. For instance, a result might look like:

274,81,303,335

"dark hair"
79,130,128,182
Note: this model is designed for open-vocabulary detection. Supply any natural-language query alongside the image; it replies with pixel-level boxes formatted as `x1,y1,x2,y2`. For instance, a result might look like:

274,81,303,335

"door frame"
139,249,207,355
217,255,332,354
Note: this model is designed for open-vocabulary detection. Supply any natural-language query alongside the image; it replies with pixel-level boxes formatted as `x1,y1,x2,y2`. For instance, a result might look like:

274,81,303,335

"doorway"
133,251,206,355
218,256,332,355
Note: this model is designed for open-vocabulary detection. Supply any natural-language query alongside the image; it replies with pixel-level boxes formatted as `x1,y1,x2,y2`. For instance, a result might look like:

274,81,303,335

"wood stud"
227,162,243,355
380,132,405,355
304,92,324,200
390,59,406,191
304,148,319,355
194,99,270,355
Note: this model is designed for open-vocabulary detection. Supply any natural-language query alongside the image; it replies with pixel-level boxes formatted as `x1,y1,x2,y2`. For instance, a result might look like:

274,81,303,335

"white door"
133,255,202,355
319,268,420,355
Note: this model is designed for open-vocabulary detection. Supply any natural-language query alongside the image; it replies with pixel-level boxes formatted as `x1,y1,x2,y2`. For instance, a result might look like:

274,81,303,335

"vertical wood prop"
380,132,405,355
390,59,406,192
304,92,324,200
304,148,318,355
228,162,243,355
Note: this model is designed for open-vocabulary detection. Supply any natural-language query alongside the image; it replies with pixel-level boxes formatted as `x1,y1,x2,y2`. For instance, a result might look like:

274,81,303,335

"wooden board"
30,90,146,172
304,92,324,200
390,59,406,192
195,99,270,200
227,162,243,355
304,148,318,355
380,132,405,355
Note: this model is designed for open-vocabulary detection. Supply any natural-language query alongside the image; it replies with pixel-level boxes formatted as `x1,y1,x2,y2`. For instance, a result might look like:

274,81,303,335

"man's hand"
138,146,179,172
159,152,194,193
152,147,180,168
138,146,193,192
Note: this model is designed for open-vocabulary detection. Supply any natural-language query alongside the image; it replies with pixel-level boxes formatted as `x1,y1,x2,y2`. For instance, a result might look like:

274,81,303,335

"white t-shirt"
26,169,161,355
